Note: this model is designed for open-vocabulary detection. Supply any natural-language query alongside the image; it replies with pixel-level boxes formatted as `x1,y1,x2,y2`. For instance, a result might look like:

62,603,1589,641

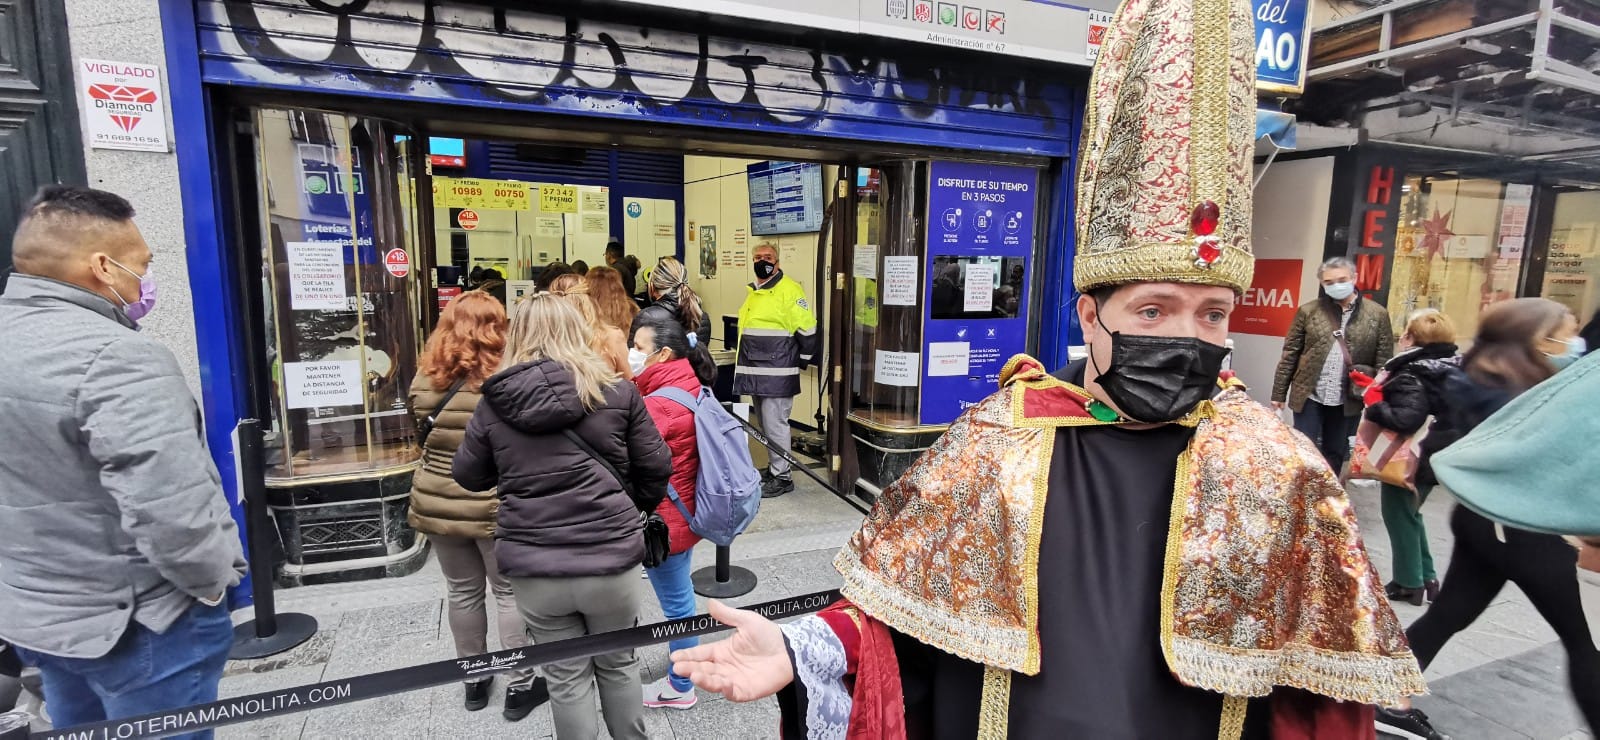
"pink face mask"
108,258,157,323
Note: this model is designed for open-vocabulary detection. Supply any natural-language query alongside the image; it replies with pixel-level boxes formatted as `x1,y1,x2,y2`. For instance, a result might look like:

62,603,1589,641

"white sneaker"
641,677,697,710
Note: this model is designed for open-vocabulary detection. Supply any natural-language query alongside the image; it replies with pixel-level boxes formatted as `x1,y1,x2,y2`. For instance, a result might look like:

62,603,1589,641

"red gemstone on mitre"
1191,200,1220,236
1196,240,1222,264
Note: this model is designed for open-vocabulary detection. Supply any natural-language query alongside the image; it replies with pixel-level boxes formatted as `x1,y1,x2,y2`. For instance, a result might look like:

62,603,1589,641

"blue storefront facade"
157,0,1096,589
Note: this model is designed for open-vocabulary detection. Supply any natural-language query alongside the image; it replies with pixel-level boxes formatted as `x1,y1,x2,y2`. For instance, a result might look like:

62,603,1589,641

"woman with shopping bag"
1351,308,1459,606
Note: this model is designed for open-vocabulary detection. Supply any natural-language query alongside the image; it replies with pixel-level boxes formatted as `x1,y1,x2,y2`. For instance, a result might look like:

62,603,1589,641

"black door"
0,0,86,289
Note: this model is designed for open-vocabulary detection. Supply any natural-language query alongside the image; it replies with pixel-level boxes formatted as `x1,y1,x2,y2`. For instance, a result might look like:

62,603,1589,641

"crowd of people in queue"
1,184,1596,740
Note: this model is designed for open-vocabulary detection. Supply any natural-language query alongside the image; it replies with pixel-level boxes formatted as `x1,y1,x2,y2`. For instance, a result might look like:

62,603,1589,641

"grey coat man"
0,275,245,657
0,186,244,732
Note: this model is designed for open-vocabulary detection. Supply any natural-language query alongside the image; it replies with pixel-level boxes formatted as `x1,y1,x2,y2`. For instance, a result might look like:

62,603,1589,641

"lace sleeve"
780,615,852,739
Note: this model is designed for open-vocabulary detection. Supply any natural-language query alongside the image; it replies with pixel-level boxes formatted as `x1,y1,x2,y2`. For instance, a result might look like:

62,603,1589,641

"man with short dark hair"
0,185,246,737
605,240,637,296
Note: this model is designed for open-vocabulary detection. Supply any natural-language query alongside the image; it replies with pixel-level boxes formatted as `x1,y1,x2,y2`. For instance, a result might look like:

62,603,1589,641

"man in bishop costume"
670,0,1428,734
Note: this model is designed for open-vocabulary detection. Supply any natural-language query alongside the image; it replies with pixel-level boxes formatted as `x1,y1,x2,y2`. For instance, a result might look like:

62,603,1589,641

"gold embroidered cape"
834,356,1427,711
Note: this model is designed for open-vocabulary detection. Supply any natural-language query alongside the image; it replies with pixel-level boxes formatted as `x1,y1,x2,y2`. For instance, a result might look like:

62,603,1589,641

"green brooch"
1086,400,1121,422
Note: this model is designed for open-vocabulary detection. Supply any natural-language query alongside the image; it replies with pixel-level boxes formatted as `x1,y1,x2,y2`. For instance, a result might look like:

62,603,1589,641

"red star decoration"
1419,208,1455,260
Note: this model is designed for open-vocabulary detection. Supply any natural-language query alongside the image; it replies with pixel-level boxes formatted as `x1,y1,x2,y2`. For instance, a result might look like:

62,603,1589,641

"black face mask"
754,260,777,281
1090,321,1230,423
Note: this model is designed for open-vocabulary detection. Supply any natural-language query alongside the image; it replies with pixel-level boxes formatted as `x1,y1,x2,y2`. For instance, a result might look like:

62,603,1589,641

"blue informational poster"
919,161,1038,426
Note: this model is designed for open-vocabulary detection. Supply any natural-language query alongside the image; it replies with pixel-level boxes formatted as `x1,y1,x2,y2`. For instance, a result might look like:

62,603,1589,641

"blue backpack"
648,386,763,547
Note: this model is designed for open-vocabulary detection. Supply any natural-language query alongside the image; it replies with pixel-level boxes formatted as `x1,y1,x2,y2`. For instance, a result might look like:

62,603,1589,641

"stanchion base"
229,612,319,660
691,566,757,599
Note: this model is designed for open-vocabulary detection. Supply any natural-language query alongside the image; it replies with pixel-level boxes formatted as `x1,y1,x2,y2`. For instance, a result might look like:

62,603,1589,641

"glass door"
253,108,425,484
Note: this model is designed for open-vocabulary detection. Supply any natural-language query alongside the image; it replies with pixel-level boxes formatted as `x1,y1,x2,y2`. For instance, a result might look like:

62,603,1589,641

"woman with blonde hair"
406,291,541,719
547,273,631,379
453,294,672,740
586,265,640,333
1360,308,1459,606
633,257,714,385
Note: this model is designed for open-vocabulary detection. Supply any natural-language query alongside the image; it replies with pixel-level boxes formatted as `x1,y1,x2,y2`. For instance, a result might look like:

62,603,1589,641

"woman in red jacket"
630,313,719,711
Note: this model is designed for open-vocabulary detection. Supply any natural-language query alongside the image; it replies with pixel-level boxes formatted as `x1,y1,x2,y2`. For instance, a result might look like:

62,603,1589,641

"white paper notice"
582,213,608,233
928,342,971,377
853,245,879,279
284,360,364,409
535,216,564,237
964,264,994,312
285,241,347,311
80,59,169,152
874,350,920,387
507,280,537,303
883,256,918,306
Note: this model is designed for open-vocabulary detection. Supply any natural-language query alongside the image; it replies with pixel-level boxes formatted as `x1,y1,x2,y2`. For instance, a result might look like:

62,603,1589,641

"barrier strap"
32,590,842,740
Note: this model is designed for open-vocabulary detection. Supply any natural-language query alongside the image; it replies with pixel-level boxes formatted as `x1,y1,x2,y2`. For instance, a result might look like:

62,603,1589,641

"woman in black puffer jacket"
1361,309,1459,606
453,294,671,740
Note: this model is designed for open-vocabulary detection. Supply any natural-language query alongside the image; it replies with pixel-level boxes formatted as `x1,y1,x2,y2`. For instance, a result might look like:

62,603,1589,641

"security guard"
735,244,819,497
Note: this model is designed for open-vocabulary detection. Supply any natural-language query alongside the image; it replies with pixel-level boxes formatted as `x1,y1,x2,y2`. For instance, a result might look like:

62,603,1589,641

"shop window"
253,108,424,482
848,163,923,427
1541,187,1600,324
1390,175,1529,342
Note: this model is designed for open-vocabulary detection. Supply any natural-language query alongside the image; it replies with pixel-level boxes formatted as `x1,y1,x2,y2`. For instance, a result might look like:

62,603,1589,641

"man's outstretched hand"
670,599,793,702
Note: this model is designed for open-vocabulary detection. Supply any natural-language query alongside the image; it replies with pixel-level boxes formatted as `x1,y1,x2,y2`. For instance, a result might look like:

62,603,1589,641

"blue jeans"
1294,401,1358,474
644,551,699,692
16,601,233,739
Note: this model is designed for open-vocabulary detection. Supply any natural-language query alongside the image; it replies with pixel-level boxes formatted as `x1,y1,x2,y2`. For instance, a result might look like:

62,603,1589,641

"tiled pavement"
18,474,1596,738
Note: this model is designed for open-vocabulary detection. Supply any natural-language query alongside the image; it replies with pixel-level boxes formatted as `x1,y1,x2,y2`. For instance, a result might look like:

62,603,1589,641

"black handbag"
560,429,671,568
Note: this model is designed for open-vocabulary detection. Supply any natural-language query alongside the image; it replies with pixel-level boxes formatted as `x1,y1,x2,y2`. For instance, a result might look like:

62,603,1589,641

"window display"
1541,187,1600,322
1389,175,1526,341
255,108,424,482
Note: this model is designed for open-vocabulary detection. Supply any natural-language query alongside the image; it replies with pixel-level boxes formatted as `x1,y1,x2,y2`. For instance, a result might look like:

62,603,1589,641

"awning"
1256,109,1297,149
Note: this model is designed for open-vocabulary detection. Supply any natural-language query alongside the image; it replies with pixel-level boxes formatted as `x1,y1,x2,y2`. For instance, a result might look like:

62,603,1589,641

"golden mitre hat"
1073,0,1258,294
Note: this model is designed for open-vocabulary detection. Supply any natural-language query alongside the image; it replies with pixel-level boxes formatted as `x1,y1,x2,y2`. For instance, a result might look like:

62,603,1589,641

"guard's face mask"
753,260,777,281
1089,310,1229,424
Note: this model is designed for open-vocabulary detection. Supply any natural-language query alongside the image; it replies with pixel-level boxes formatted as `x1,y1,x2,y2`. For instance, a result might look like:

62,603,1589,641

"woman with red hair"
586,266,640,334
407,292,541,720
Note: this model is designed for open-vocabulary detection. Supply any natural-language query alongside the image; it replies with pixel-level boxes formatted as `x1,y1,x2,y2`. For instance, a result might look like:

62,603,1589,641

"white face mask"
1323,280,1355,302
628,348,650,376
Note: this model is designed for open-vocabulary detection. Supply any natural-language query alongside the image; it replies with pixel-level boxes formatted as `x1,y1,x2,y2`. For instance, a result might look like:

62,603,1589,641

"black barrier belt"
32,589,842,740
728,408,872,515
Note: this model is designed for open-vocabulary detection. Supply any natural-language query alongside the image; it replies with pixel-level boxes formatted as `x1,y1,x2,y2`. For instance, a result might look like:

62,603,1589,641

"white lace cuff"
781,615,851,739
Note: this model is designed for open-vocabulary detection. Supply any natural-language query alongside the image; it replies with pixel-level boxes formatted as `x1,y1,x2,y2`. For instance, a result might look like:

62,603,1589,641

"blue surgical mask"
1323,281,1355,302
1548,336,1587,370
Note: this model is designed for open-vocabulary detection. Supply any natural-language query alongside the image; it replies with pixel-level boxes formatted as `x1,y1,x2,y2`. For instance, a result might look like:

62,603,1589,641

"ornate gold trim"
1073,242,1255,294
1219,695,1248,740
1019,430,1055,674
1168,635,1430,706
1191,0,1231,211
978,666,1011,740
835,547,1035,672
1159,445,1195,671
